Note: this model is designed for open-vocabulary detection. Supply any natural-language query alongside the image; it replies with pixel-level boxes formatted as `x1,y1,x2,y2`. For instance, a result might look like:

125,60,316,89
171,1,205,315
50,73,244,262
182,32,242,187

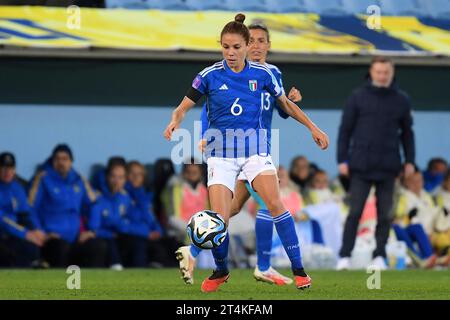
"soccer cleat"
110,263,124,271
294,275,312,290
201,270,230,293
175,246,196,284
336,257,351,271
253,266,293,285
371,256,388,270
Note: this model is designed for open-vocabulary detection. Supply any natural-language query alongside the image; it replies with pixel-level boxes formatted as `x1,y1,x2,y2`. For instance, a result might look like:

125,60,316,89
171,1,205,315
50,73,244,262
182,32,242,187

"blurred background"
0,0,449,271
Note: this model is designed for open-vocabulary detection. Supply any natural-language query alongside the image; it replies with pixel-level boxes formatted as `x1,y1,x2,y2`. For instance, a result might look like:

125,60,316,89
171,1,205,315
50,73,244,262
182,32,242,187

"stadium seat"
89,163,105,187
419,0,450,19
265,0,309,13
378,0,427,17
105,0,150,9
146,0,190,10
304,0,350,16
185,0,228,11
144,163,155,192
225,0,268,12
341,0,381,15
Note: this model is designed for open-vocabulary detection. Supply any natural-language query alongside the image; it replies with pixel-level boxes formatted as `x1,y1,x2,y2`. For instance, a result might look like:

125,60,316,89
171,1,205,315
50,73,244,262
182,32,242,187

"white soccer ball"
187,210,227,249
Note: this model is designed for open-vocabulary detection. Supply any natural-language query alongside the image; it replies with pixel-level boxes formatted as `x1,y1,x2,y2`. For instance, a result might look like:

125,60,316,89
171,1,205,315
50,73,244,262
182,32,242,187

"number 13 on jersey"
231,93,271,116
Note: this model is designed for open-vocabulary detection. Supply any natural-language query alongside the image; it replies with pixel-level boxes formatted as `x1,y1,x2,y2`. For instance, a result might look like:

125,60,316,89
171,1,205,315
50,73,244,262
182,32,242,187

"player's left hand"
311,127,329,150
288,87,302,103
164,120,179,141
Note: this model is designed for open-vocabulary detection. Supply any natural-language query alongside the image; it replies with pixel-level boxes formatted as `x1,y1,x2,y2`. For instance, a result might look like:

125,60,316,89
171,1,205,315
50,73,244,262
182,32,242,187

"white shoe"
110,263,124,271
253,266,293,285
175,246,196,285
370,256,388,270
336,257,351,270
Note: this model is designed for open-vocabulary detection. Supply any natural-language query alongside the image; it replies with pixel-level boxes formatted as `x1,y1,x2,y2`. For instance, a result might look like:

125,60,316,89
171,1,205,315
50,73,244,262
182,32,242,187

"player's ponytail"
220,13,250,45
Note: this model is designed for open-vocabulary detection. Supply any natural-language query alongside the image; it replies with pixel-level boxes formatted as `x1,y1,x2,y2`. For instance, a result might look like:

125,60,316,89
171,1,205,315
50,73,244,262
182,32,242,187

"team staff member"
336,57,415,270
29,144,97,267
0,152,44,267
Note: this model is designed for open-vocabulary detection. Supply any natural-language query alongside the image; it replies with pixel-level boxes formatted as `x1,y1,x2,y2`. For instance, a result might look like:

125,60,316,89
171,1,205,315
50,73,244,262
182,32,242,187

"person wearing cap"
0,152,45,267
28,144,97,267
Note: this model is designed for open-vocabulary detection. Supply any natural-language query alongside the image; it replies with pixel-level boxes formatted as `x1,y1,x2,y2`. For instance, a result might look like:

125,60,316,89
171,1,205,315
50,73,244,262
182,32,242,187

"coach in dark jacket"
336,57,415,270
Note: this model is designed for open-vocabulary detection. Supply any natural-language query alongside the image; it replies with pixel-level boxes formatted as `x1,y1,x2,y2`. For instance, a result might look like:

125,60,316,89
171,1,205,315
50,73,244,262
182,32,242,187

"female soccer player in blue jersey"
176,23,303,287
164,13,329,293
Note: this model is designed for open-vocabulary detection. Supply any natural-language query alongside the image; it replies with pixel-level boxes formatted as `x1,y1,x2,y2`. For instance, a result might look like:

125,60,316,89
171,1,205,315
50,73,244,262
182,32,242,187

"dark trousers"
72,238,109,268
41,238,72,267
117,234,148,268
148,237,180,268
0,236,40,267
339,174,395,258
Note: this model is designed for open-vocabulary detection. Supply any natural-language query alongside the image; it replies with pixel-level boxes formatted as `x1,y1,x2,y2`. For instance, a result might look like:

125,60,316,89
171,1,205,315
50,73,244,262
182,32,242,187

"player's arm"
165,71,208,141
276,86,302,119
198,104,208,152
164,97,196,141
276,95,329,150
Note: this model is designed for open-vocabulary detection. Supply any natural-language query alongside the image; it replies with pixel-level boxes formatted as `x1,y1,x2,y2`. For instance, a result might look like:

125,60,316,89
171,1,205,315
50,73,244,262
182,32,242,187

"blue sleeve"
86,202,102,233
15,184,31,213
116,205,149,238
273,71,289,119
123,221,149,238
13,184,37,230
147,209,163,234
191,72,208,95
27,173,45,231
200,103,209,138
263,69,283,98
0,210,27,239
88,201,117,239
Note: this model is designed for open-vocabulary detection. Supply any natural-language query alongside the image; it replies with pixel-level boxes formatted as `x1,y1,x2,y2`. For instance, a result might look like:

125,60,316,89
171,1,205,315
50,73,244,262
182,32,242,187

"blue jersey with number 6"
193,60,283,158
200,62,288,154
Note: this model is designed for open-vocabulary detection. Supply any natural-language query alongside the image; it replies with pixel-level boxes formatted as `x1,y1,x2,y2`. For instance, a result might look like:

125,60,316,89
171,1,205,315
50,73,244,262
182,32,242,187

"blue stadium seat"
148,0,190,10
304,0,350,16
185,0,228,11
342,0,380,15
105,0,151,9
225,0,268,12
265,0,309,13
379,0,427,16
419,0,450,19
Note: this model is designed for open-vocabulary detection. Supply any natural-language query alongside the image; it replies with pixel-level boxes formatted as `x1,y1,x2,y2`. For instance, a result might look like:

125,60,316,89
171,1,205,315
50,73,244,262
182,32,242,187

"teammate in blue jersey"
176,23,304,286
164,13,329,292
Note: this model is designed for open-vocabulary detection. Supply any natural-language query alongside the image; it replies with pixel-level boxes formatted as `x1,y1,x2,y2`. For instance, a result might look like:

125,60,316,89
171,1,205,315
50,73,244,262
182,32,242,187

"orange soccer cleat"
294,274,312,290
201,270,230,293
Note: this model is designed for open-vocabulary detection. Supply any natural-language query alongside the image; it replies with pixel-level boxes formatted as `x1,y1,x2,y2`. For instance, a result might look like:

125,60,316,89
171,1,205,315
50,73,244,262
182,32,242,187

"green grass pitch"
0,269,448,300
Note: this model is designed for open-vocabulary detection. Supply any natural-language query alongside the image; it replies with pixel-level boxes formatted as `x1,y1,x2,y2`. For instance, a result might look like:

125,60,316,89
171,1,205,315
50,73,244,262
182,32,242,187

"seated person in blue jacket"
0,152,45,267
86,161,163,268
28,144,97,267
126,160,175,267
